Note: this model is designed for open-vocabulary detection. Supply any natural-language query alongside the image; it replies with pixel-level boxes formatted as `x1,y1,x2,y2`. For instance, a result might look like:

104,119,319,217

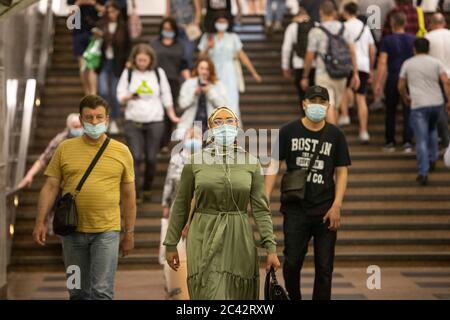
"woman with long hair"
97,0,131,134
117,44,180,202
176,56,228,139
198,14,262,119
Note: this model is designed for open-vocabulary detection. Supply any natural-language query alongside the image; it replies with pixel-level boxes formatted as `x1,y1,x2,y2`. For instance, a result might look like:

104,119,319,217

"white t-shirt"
426,28,450,78
105,22,118,60
116,68,173,123
344,18,374,74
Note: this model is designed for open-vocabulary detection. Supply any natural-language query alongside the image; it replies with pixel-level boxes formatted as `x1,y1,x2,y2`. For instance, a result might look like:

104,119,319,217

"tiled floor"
7,267,450,300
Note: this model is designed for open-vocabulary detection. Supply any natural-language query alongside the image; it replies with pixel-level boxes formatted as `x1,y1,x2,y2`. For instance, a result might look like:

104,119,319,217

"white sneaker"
338,115,351,127
359,131,370,144
108,120,119,135
403,142,413,154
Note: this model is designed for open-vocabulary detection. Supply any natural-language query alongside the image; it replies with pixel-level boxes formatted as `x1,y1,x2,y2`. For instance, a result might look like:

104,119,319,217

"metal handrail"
3,1,56,268
8,1,54,193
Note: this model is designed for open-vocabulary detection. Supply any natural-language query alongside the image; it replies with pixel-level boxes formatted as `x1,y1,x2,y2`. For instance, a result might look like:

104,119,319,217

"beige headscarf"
206,107,240,145
207,106,240,129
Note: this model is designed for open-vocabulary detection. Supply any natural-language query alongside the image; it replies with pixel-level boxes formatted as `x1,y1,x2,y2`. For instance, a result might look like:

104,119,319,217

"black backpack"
293,20,314,58
127,67,161,92
319,23,353,79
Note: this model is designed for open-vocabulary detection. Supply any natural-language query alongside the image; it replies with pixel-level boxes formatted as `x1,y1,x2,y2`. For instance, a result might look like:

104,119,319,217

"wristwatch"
123,228,134,234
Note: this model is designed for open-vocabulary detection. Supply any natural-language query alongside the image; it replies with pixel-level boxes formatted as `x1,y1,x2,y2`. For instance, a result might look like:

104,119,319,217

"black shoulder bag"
264,267,289,300
280,125,327,202
53,137,111,236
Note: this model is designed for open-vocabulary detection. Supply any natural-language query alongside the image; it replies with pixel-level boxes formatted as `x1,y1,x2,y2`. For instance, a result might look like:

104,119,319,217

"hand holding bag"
280,126,327,202
264,267,289,300
53,137,110,236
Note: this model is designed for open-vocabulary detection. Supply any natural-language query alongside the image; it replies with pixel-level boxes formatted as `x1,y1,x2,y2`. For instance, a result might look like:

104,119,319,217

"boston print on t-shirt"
291,137,333,186
274,119,351,216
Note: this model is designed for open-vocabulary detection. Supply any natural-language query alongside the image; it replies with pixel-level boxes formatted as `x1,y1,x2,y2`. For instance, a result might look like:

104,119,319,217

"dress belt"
195,208,247,215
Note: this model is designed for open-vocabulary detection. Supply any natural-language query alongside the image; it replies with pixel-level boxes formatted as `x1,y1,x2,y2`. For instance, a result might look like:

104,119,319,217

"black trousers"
282,211,337,300
384,80,413,145
124,121,165,193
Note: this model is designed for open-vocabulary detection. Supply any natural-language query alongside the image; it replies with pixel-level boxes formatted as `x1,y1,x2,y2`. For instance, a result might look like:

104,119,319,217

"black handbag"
53,137,110,236
280,126,327,202
264,267,289,300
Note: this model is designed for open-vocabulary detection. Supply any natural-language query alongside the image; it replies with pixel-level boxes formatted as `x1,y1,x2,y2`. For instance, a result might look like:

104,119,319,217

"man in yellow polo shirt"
32,95,136,300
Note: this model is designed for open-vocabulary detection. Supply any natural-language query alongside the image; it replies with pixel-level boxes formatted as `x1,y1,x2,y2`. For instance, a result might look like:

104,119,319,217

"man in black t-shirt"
265,85,351,300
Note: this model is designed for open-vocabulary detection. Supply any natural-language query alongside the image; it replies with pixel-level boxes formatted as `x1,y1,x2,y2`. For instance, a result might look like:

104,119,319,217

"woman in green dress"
164,107,280,300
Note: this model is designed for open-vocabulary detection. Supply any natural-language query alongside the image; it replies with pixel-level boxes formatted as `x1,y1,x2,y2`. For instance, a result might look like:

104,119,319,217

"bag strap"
305,125,328,174
355,21,366,42
270,266,277,284
155,67,162,97
338,22,346,36
127,68,133,89
318,25,334,39
74,137,111,197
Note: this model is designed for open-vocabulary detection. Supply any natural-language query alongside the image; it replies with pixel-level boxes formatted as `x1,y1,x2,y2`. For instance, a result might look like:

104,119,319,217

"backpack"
319,23,353,79
293,20,314,58
127,67,161,95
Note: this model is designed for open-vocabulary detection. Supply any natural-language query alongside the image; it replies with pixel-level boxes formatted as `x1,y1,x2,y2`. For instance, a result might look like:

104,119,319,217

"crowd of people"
23,0,450,301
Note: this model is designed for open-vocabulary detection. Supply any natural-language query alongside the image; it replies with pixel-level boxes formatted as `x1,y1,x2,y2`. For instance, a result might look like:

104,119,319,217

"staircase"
9,15,450,271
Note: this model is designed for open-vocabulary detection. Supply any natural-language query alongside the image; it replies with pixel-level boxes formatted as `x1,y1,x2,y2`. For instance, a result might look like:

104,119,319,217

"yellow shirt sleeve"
44,142,63,180
121,145,135,184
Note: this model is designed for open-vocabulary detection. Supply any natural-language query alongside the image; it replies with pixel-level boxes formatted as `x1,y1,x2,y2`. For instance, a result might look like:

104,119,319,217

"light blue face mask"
212,124,238,146
161,30,175,39
83,122,107,139
184,139,202,153
69,128,83,137
305,103,327,122
215,22,229,32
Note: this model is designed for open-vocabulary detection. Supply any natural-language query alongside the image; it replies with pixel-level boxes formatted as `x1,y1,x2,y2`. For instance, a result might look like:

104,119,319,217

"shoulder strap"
154,68,162,97
338,22,346,36
318,25,333,38
155,67,161,86
355,22,366,42
127,68,133,89
74,137,111,196
306,125,328,174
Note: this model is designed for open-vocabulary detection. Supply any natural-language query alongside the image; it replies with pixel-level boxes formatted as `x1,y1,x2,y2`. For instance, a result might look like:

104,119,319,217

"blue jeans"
178,28,195,70
409,106,442,176
282,211,337,300
266,0,286,24
98,59,120,120
62,231,120,300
